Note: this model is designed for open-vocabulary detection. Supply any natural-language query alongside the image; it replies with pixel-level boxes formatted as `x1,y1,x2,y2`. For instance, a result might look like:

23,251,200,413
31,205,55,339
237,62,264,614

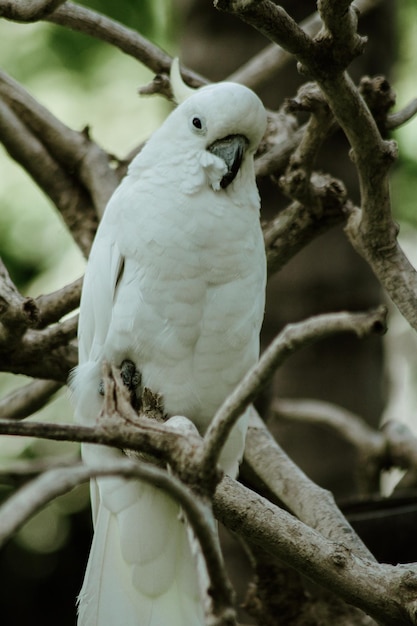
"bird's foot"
119,359,141,409
98,359,141,410
120,359,142,392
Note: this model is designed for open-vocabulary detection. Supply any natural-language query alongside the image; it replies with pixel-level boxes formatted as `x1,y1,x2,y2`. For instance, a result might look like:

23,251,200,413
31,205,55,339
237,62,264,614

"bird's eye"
189,114,206,135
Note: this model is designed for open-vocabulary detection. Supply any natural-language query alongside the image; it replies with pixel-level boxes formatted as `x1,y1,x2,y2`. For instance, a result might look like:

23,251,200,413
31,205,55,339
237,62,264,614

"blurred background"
0,0,417,623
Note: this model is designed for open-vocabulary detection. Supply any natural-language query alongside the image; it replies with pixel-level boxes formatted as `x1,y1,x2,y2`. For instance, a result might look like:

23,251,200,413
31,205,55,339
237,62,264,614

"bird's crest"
170,58,198,104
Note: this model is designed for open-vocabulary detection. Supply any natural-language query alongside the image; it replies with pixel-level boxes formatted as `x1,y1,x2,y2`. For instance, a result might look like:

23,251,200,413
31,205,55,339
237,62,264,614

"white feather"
72,76,267,625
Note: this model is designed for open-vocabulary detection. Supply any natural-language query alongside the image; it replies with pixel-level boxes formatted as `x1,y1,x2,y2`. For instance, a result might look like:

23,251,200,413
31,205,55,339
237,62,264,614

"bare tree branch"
0,99,97,257
214,476,417,626
200,307,387,479
386,98,417,131
0,0,65,22
216,0,417,334
272,397,384,458
0,459,236,626
1,362,417,623
1,409,416,625
226,0,384,89
264,194,346,277
0,261,80,381
0,258,39,334
271,398,417,494
35,276,82,328
0,379,62,420
244,409,376,561
45,2,206,87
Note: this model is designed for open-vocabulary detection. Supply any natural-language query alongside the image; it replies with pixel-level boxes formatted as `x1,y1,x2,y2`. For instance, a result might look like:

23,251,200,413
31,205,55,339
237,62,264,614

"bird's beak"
207,134,248,189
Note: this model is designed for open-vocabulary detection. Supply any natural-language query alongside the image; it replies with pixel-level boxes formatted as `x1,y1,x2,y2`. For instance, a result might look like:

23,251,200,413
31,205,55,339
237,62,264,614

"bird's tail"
77,470,205,626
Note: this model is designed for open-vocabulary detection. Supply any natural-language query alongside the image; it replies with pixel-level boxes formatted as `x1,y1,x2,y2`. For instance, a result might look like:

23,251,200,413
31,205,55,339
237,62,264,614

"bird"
71,60,267,626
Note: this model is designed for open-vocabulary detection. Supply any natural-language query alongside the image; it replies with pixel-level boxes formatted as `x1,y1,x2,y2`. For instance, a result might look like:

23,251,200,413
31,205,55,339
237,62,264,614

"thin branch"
386,98,417,131
0,412,200,470
46,2,206,88
199,307,387,479
271,398,417,493
0,379,62,420
271,397,384,458
0,460,236,626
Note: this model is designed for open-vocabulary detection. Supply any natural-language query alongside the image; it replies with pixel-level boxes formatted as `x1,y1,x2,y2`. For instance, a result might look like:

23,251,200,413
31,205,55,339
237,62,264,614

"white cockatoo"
72,60,267,626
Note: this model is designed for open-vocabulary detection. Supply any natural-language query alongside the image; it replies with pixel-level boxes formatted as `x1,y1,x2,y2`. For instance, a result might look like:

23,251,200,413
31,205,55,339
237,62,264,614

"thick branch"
244,410,375,562
214,477,417,626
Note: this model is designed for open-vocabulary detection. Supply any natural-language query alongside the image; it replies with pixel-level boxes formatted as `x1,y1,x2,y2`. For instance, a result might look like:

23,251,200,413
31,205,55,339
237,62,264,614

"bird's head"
151,60,267,192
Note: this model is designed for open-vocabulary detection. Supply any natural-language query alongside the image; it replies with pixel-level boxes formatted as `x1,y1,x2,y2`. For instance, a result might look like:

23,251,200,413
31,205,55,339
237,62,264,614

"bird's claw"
98,359,141,408
120,359,142,392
